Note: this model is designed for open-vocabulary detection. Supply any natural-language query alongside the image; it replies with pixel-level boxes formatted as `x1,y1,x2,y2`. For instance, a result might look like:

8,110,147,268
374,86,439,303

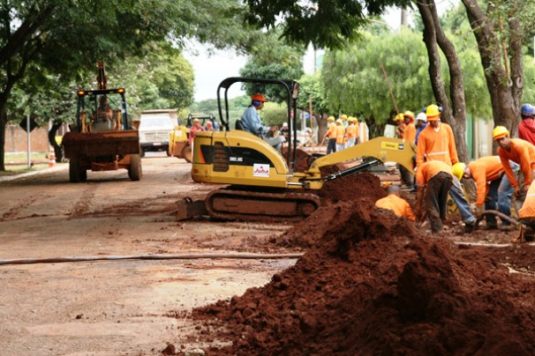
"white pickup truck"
138,109,177,157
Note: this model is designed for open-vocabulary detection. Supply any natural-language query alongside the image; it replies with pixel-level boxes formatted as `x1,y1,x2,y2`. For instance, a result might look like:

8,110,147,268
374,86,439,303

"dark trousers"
326,138,337,154
426,172,453,232
398,164,413,186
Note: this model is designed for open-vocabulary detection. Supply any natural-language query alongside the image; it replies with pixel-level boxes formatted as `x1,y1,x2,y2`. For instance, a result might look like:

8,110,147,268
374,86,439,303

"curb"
0,163,69,183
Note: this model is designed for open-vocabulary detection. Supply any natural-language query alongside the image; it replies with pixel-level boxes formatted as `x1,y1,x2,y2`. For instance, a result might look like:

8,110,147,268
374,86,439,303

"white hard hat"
416,112,427,123
282,122,288,127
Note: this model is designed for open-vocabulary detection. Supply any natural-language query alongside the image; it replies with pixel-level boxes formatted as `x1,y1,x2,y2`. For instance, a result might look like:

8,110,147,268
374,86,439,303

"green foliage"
244,0,412,49
297,72,329,116
262,102,291,127
239,29,304,103
322,29,435,121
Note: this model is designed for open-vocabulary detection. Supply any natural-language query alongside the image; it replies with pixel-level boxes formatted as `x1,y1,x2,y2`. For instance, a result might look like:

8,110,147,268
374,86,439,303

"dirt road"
0,154,297,355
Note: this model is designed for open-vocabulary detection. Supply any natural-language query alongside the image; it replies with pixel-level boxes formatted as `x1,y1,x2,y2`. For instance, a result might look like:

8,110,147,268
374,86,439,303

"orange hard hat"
206,121,213,127
252,94,268,102
193,118,200,124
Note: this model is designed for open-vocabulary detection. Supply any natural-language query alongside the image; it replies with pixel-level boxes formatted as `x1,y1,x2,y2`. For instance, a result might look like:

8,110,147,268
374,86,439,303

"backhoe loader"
62,62,142,182
169,114,217,162
178,77,415,221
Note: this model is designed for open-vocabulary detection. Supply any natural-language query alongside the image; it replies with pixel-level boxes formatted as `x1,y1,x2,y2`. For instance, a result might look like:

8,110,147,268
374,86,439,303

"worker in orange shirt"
345,117,358,148
375,185,416,221
453,157,518,231
417,104,476,232
324,116,337,154
335,119,346,151
415,160,453,233
493,126,535,210
403,111,416,144
516,182,535,242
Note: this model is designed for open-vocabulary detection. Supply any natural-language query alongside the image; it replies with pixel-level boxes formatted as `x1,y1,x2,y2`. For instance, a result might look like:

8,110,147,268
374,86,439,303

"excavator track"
205,189,321,222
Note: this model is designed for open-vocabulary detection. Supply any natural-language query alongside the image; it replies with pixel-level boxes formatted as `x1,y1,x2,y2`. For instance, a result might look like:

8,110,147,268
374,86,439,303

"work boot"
464,223,475,233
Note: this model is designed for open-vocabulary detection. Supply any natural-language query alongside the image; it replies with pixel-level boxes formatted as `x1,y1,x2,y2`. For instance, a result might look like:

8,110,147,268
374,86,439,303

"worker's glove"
514,186,522,198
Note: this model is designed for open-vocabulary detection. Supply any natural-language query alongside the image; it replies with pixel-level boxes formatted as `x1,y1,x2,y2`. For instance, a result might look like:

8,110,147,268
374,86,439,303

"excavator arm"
307,137,415,176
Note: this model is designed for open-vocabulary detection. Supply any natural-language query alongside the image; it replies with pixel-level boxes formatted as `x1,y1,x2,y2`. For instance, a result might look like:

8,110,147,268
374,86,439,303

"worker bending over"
493,126,535,211
415,161,453,233
375,185,416,221
453,157,517,231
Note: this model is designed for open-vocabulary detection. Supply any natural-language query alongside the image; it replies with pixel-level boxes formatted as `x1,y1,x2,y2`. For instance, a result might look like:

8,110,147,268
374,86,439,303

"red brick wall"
4,125,50,153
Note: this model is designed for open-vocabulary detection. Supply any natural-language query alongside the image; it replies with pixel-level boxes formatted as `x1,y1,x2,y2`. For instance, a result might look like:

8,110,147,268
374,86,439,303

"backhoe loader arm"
307,137,415,175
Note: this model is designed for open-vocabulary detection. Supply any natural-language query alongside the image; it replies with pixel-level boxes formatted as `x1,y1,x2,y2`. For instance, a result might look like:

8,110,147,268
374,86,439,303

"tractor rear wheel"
181,145,192,163
128,154,142,181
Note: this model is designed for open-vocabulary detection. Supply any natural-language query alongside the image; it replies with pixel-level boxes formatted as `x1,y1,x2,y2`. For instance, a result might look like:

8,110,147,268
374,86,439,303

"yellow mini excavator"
177,77,415,221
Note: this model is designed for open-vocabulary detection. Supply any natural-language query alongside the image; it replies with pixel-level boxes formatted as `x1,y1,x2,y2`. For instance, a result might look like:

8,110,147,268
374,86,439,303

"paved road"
0,155,294,356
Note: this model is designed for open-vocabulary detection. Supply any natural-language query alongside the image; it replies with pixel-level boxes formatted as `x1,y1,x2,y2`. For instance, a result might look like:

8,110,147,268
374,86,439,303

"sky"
184,1,458,103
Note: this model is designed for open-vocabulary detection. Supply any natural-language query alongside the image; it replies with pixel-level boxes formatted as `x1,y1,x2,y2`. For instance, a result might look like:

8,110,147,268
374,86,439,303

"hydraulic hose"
0,252,304,267
474,209,518,230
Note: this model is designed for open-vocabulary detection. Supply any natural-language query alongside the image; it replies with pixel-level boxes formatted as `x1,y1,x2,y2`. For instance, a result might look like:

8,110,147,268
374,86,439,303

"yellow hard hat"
452,162,466,181
404,111,415,122
336,119,343,124
426,104,441,120
492,126,510,140
393,113,404,122
327,116,335,121
341,114,348,120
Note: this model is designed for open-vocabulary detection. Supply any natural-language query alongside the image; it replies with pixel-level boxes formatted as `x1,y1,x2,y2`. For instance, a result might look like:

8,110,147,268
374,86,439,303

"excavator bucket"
176,197,208,221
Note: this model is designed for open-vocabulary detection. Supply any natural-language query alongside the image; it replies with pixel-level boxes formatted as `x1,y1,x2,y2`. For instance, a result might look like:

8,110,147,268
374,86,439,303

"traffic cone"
48,147,56,167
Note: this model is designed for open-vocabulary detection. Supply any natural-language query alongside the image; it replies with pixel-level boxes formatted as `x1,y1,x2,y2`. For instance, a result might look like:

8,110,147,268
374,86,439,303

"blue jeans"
450,176,476,224
486,161,518,226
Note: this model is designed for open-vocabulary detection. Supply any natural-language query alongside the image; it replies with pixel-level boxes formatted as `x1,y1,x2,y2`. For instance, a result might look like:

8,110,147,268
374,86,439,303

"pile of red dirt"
192,199,535,355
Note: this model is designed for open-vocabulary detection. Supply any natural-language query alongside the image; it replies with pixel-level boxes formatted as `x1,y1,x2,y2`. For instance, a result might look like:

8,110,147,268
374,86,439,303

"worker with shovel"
452,157,518,231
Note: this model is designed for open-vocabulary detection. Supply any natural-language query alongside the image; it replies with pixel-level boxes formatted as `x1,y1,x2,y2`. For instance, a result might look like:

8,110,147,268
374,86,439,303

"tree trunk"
417,0,470,163
0,106,6,171
461,0,523,135
416,0,477,198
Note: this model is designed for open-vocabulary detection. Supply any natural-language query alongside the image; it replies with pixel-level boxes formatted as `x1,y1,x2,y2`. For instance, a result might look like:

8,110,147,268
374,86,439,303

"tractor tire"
69,158,82,183
181,145,192,163
140,149,146,158
128,154,142,181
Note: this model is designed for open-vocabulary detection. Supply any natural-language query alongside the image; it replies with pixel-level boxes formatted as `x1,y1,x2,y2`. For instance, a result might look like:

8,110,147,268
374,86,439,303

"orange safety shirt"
498,138,535,188
375,194,416,221
416,123,458,167
404,123,416,143
335,125,346,144
416,160,453,187
346,124,358,139
519,181,535,219
467,156,504,207
468,156,505,206
326,122,336,139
